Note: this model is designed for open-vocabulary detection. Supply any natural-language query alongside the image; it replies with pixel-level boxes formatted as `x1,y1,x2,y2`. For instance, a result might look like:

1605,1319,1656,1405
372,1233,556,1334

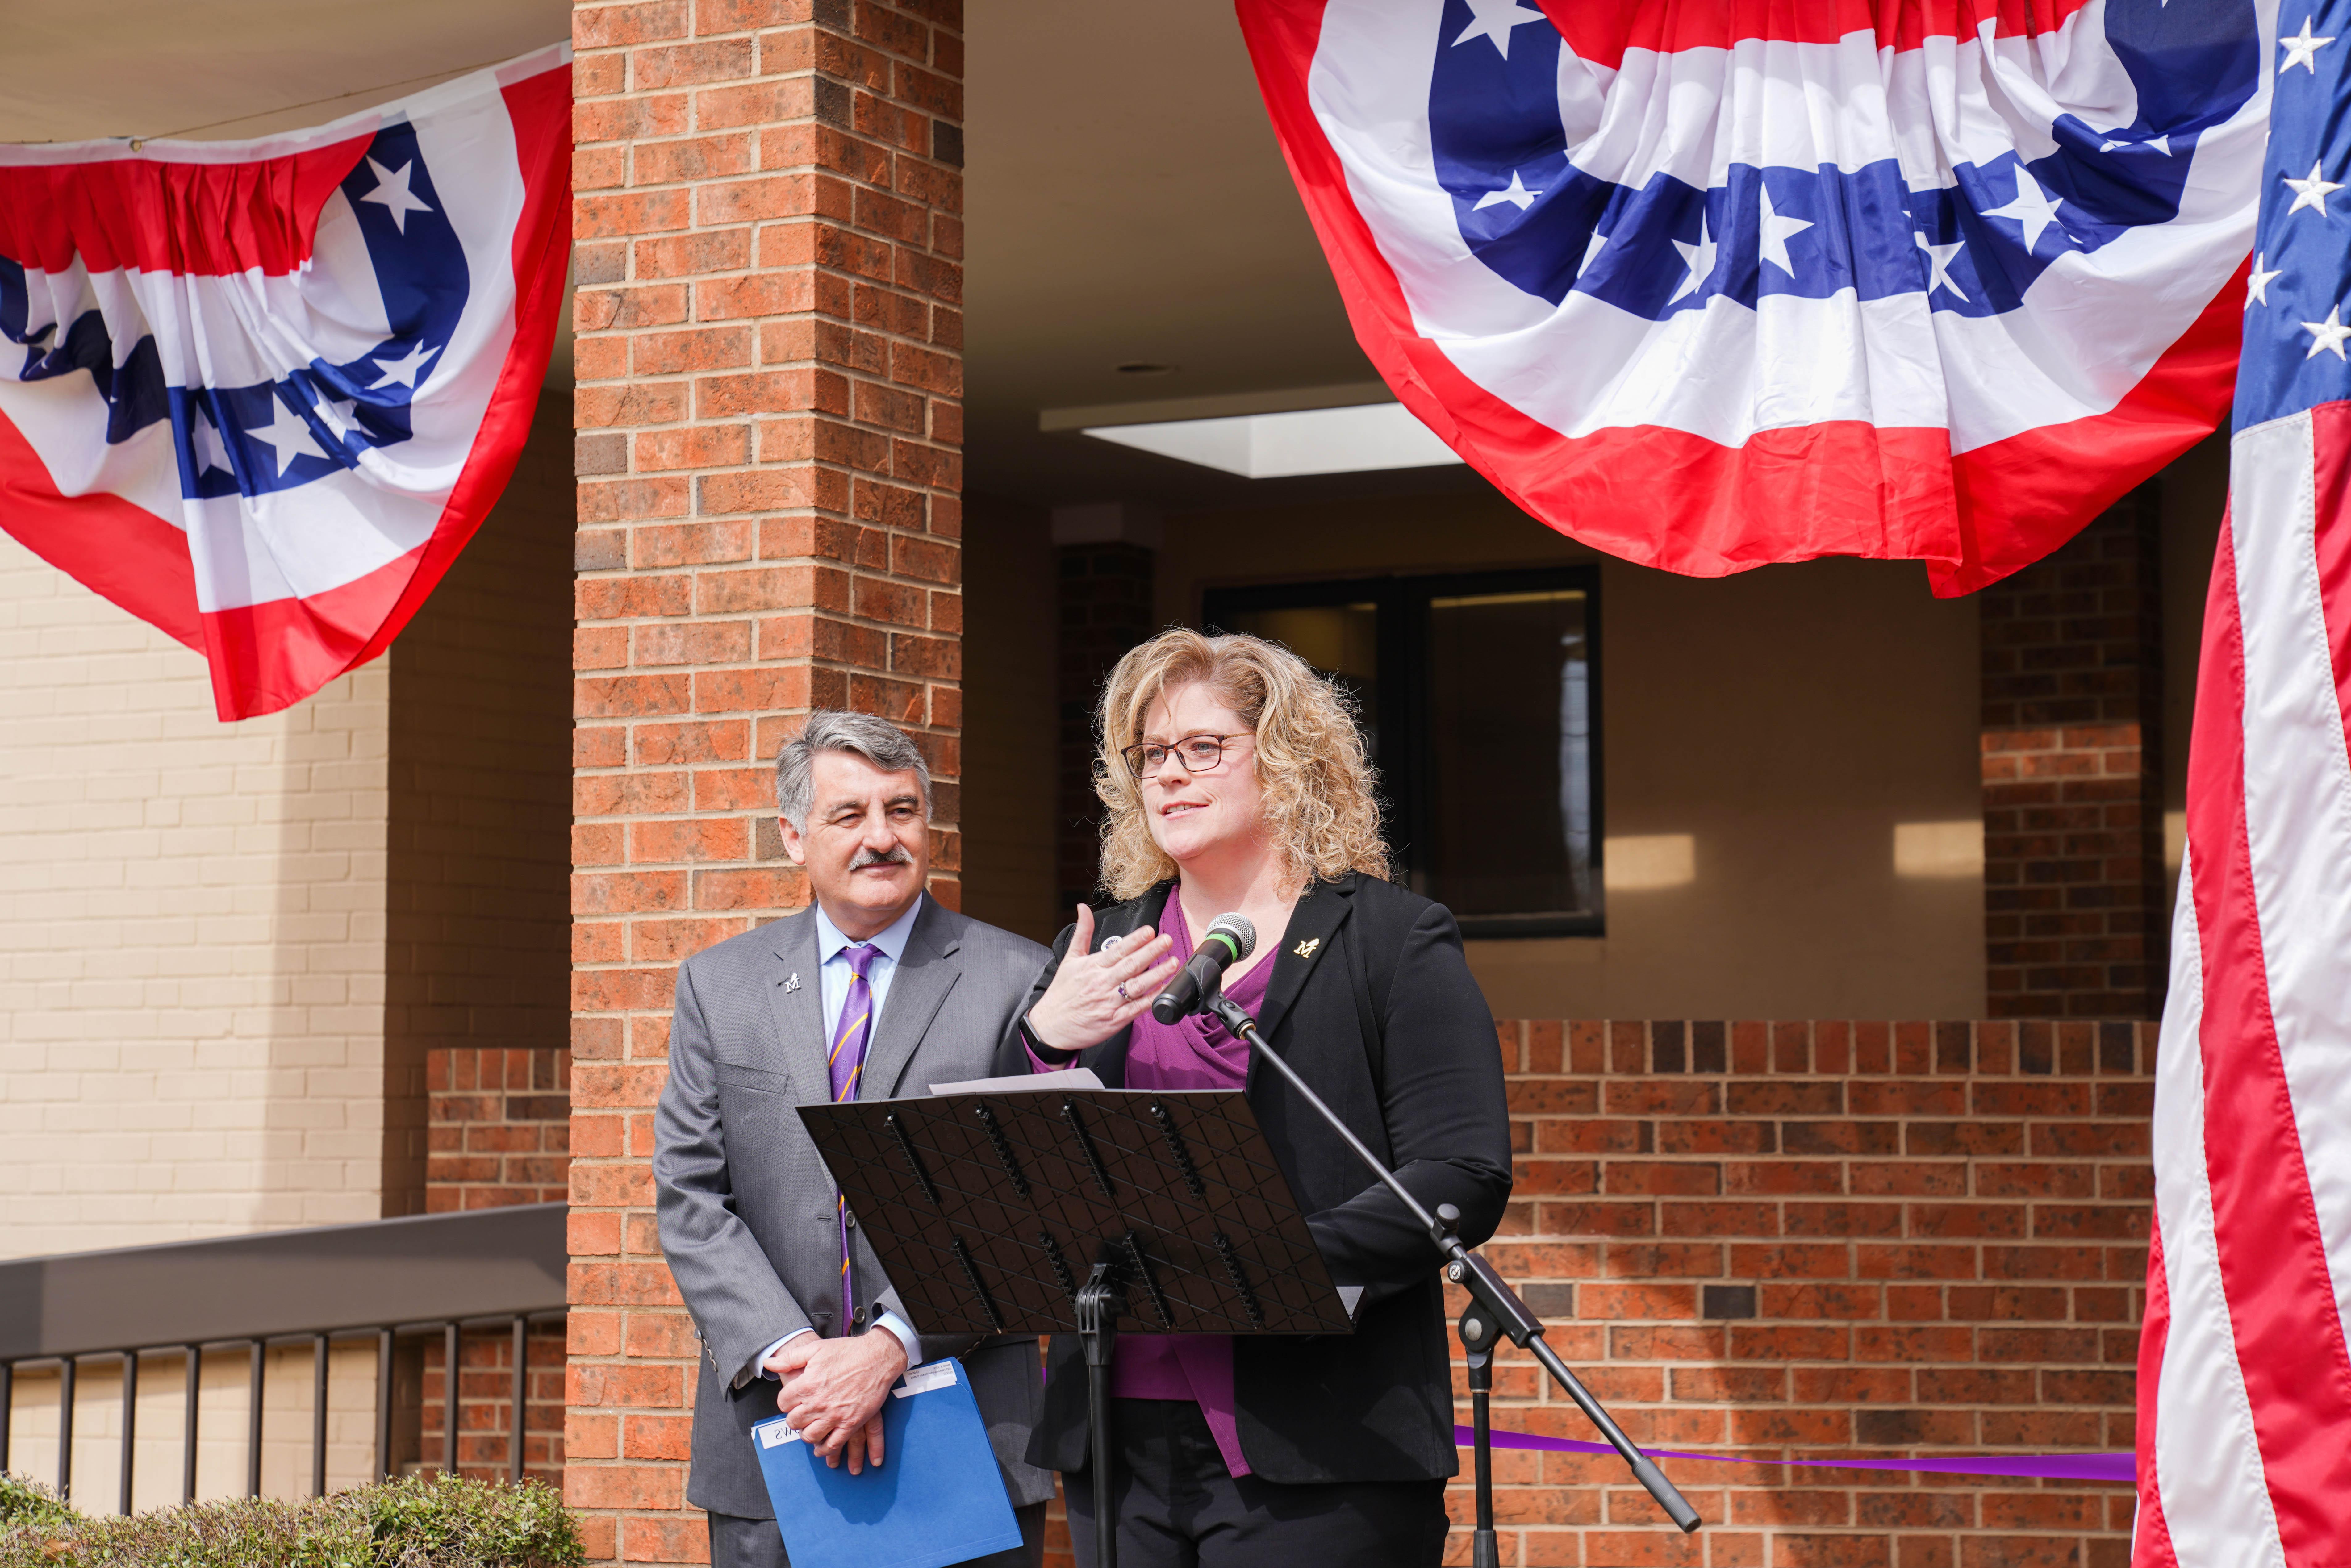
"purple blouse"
1030,891,1272,1477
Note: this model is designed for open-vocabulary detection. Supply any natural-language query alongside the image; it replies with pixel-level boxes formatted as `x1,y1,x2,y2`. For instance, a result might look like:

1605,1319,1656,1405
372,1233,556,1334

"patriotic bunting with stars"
0,46,570,718
1235,0,2275,594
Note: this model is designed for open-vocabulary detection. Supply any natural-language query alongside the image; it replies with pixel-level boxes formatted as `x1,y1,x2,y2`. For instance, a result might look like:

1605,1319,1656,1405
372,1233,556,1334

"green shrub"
0,1476,75,1531
0,1472,582,1568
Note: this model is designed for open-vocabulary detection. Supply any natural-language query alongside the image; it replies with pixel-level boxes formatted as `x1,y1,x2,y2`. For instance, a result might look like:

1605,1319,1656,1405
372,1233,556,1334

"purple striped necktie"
829,942,880,1330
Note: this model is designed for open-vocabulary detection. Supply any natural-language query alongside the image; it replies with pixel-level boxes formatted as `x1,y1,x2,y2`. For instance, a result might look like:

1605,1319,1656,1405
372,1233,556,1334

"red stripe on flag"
198,545,425,717
1529,0,2096,69
2186,517,2351,1555
0,137,371,277
0,407,200,650
1232,0,2232,596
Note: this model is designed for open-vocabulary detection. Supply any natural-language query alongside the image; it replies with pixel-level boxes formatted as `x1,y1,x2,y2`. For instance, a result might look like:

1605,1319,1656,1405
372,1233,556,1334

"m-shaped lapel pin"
1293,937,1321,960
784,973,802,994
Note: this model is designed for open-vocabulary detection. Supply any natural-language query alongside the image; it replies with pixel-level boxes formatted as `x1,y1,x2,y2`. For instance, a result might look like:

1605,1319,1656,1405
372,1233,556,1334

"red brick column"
1980,495,2166,1020
566,1,964,1560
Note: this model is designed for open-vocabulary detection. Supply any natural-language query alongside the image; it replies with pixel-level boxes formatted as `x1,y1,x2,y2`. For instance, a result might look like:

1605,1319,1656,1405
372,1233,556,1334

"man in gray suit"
654,710,1055,1568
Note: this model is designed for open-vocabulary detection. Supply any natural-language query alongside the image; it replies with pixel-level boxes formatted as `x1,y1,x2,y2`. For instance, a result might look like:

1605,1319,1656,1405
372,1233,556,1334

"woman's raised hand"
1025,903,1181,1054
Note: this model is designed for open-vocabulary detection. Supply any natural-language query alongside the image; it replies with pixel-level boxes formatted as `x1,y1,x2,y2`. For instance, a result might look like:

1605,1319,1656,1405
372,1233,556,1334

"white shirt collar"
813,893,924,966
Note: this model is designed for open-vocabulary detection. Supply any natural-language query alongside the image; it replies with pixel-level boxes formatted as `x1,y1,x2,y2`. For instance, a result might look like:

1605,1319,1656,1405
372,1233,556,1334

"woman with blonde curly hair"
999,628,1512,1568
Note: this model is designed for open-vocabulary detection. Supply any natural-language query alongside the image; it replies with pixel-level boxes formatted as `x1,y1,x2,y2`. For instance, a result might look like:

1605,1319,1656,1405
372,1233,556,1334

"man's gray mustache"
850,847,914,869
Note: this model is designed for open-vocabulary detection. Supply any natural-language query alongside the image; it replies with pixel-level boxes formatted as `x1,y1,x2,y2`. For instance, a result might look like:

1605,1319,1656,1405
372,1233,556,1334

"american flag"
2136,4,2351,1561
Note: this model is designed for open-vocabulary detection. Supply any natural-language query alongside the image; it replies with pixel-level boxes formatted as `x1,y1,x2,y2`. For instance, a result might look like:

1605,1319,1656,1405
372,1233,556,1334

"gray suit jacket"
653,897,1058,1518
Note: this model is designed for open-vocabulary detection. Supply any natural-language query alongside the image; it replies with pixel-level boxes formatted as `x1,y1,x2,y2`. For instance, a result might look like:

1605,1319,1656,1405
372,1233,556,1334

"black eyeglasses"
1120,733,1244,780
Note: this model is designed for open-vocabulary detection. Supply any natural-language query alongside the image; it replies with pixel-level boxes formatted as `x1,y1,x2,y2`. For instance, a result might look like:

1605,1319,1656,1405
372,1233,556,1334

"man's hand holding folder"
751,1359,1026,1568
766,1328,908,1474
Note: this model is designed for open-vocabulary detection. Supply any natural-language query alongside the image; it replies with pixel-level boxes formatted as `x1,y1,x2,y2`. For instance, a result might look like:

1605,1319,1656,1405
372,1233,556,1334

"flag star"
248,395,330,477
1452,0,1546,60
1472,170,1542,212
357,157,433,234
2303,305,2351,359
190,404,234,478
1917,231,1971,302
2284,159,2342,216
2248,253,2283,307
1670,215,1719,303
2281,15,2335,73
2144,134,2172,157
367,341,440,390
313,394,361,442
1578,229,1606,282
1985,165,2066,252
1757,186,1813,277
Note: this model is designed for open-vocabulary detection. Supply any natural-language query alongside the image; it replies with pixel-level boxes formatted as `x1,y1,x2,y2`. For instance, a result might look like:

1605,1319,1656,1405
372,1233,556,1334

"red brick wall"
420,1320,570,1484
567,0,965,1559
1036,1018,2148,1568
1447,1019,2147,1568
428,1047,573,1210
1981,496,2166,1020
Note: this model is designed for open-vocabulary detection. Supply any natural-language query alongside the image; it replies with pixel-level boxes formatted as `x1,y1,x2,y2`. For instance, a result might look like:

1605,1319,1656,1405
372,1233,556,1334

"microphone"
1150,913,1257,1024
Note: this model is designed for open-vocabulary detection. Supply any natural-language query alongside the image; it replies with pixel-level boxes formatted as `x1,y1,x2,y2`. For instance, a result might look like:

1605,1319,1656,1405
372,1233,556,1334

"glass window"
1205,567,1601,937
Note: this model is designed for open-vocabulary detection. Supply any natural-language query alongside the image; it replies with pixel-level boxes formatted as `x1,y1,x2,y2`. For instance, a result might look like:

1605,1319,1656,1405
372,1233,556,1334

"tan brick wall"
0,398,578,1256
0,536,392,1258
566,0,967,1559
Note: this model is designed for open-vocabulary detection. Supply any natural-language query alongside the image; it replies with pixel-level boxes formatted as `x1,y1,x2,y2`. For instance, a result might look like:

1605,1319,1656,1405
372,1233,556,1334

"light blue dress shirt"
758,895,927,1380
812,892,923,1057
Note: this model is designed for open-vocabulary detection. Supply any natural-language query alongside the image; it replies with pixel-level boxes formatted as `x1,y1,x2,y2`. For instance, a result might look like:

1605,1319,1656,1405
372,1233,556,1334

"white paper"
893,1360,959,1398
927,1068,1105,1095
759,1421,802,1448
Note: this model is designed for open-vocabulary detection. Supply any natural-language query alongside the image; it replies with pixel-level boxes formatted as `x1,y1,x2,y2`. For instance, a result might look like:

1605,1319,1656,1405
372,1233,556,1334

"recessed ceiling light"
1114,362,1177,375
1081,403,1463,478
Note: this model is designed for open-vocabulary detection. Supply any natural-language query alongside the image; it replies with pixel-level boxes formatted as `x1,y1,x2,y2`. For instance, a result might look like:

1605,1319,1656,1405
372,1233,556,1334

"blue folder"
750,1357,1021,1568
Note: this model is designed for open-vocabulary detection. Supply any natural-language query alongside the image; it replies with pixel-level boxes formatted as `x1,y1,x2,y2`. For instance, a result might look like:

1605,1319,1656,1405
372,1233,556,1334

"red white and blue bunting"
0,46,571,718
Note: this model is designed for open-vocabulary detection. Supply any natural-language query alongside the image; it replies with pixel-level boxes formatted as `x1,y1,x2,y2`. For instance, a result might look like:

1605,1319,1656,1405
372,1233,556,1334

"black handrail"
0,1205,566,1507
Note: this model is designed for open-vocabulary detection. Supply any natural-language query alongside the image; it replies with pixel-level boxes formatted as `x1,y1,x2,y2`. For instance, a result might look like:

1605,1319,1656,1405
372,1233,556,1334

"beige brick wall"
0,534,393,1258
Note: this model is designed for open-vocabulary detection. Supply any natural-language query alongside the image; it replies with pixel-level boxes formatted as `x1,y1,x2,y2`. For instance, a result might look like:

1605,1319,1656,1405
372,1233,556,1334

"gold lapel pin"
1293,937,1321,960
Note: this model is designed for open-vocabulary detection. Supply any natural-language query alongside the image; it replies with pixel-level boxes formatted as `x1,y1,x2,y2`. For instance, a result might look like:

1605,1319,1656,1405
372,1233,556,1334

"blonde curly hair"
1094,628,1390,900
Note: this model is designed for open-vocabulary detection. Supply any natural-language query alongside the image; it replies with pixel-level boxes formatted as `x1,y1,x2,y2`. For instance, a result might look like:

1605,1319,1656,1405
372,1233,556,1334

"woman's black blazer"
993,871,1513,1485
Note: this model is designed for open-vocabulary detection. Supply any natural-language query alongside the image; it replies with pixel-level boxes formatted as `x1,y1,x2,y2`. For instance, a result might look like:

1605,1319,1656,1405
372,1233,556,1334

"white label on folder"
759,1421,803,1448
894,1361,957,1397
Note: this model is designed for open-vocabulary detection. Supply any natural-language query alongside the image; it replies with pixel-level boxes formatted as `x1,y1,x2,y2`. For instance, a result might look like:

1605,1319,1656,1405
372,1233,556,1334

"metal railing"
0,1204,566,1506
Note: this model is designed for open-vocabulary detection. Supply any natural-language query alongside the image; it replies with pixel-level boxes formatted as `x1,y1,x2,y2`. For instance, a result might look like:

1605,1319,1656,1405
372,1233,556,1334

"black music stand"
800,1087,1354,1568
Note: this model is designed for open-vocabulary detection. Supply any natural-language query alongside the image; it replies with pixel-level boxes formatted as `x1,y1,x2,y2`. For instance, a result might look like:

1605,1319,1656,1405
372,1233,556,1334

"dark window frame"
1203,564,1604,939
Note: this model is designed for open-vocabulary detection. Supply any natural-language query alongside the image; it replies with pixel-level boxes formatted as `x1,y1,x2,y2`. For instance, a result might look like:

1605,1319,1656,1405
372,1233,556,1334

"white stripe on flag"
2148,843,2288,1566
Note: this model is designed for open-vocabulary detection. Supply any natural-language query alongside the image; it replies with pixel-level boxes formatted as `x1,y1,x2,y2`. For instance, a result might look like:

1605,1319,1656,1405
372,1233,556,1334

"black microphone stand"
1205,992,1703,1552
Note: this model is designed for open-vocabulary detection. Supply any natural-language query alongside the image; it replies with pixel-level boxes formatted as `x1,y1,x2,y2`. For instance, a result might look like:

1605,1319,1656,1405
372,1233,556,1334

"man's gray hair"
774,710,933,830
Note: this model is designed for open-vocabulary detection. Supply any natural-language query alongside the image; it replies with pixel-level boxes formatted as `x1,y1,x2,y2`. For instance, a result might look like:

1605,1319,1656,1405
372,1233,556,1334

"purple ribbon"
1457,1427,2132,1484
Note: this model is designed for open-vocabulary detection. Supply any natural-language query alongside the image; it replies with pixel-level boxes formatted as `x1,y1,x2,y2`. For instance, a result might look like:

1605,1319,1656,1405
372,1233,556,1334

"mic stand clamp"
1075,1261,1127,1568
1204,991,1701,1535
